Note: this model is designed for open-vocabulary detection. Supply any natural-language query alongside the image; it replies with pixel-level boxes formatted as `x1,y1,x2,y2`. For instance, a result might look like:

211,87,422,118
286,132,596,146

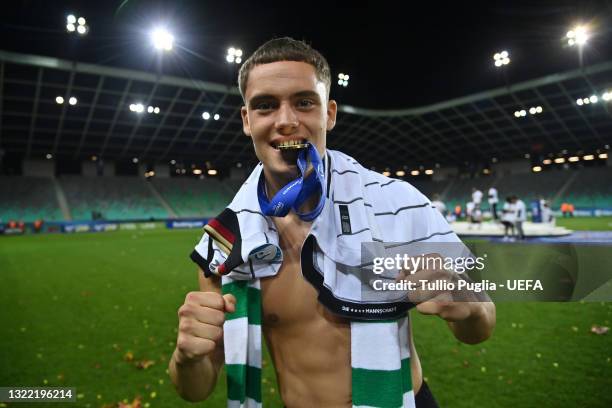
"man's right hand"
175,291,236,364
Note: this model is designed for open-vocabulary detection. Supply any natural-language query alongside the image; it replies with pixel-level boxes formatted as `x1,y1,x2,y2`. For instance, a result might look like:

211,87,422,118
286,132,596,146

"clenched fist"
174,291,236,364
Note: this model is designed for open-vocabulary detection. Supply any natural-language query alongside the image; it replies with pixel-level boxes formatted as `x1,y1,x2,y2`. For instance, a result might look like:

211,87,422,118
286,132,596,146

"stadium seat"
0,177,63,222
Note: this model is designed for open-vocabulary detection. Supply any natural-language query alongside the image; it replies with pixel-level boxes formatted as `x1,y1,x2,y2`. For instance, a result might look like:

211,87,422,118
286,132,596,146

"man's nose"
275,103,299,133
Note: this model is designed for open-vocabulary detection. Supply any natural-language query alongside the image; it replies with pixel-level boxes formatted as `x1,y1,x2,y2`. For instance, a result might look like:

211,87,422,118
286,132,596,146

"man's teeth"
277,140,307,149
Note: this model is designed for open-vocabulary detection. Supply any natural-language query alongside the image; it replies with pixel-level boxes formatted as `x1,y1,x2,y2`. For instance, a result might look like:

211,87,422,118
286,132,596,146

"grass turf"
0,228,610,407
556,216,612,231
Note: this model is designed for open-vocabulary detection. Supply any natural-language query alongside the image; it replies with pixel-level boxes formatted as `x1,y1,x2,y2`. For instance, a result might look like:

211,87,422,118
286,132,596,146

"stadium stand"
561,166,612,208
0,176,63,222
59,176,169,221
493,170,572,205
152,178,236,218
410,179,451,201
442,176,497,209
2,169,610,225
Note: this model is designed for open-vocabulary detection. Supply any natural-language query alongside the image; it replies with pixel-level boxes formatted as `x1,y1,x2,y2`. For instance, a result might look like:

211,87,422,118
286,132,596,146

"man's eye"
298,99,314,108
255,102,273,110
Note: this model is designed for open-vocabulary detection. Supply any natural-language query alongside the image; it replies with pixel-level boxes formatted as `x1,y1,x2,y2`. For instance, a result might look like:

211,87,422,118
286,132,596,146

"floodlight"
132,157,139,163
575,26,589,45
202,112,210,120
532,166,542,172
208,169,218,176
425,169,434,175
589,95,598,103
67,14,88,35
395,170,405,177
583,155,594,161
411,170,419,176
213,113,220,120
337,73,349,87
55,96,64,104
68,97,77,105
493,50,510,67
154,107,160,114
226,47,243,64
567,25,589,46
151,28,174,51
147,106,154,113
46,153,53,159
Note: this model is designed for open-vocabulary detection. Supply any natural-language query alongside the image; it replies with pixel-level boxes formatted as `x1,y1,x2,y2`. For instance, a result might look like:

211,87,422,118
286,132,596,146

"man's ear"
241,106,251,137
326,99,338,131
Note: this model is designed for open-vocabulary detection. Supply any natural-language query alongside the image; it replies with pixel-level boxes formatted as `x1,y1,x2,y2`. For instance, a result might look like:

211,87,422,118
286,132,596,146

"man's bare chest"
260,216,345,328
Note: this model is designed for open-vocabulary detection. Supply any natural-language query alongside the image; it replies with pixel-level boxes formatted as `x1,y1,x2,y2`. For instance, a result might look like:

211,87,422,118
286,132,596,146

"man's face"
241,61,337,180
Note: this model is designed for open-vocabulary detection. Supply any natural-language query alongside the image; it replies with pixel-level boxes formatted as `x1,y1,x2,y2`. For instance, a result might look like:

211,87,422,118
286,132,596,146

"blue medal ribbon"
257,143,326,221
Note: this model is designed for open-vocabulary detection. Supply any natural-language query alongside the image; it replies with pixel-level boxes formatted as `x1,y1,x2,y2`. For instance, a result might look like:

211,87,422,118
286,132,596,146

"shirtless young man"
169,37,496,407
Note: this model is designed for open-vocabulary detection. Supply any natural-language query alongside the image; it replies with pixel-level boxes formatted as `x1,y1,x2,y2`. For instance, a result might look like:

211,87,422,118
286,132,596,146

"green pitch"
556,215,612,231
0,229,610,407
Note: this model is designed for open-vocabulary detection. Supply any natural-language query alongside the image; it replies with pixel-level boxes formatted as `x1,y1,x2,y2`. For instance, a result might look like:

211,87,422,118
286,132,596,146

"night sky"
1,0,611,109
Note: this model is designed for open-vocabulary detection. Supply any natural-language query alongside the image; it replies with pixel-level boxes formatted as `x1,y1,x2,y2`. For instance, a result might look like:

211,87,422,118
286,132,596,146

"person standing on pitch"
512,195,527,240
169,37,495,408
488,186,498,220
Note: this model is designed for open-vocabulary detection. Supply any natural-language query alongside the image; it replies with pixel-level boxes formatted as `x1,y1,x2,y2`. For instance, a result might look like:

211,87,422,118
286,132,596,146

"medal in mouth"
276,139,309,150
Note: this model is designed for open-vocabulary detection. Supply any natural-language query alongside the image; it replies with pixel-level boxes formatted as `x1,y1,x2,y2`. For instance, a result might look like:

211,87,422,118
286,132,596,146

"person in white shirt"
512,196,527,240
488,187,499,220
541,200,555,226
471,188,483,206
501,197,516,240
430,194,447,216
466,201,475,223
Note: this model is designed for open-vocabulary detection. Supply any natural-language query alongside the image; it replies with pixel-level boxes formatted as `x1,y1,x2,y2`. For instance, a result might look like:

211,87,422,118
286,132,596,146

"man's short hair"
238,37,332,101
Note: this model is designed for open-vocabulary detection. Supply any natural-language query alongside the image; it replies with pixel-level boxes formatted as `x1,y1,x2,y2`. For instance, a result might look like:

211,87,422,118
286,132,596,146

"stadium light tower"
151,28,174,51
493,50,510,68
566,25,589,47
66,14,89,35
566,24,591,68
338,73,349,87
226,47,243,64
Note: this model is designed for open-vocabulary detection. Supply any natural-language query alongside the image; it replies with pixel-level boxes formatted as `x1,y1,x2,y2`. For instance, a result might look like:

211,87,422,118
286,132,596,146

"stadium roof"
0,49,611,169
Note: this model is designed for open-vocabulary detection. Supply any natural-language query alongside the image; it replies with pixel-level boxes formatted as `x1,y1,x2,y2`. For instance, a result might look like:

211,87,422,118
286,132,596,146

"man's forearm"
448,302,496,344
169,349,218,402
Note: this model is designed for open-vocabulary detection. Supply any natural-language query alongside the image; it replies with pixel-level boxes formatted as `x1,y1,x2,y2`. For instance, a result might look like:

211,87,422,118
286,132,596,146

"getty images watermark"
370,253,543,293
356,241,581,304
